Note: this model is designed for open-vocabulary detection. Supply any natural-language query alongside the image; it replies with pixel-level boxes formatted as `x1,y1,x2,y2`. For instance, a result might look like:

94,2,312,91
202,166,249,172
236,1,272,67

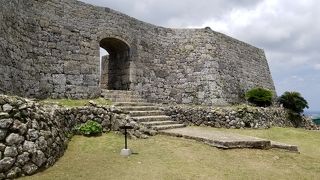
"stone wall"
162,105,318,130
0,0,275,106
0,94,153,179
100,55,109,89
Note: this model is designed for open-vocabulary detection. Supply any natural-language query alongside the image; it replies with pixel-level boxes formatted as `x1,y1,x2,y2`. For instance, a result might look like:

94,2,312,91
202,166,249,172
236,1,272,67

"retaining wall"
0,94,151,179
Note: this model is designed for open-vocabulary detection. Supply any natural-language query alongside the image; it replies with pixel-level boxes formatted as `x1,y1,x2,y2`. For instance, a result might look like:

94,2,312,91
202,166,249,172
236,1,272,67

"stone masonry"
0,0,275,106
0,94,157,178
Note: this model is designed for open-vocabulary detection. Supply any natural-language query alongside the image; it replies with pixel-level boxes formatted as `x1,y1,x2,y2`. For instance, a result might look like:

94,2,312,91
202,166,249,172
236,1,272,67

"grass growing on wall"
39,98,112,107
21,128,320,180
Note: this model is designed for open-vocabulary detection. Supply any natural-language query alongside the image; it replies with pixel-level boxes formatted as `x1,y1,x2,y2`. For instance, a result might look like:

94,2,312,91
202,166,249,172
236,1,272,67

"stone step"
271,141,299,153
101,90,138,96
129,110,166,117
152,124,187,130
102,93,141,98
132,115,171,122
141,120,178,126
102,95,142,100
104,97,147,103
114,102,154,107
119,106,159,111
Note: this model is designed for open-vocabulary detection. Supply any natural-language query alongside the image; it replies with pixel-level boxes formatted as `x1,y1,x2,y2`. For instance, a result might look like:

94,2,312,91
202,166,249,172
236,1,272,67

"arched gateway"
100,38,131,90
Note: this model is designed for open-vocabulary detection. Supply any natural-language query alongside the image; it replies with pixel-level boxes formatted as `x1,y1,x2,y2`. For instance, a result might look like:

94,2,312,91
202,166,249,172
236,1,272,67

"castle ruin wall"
0,0,275,105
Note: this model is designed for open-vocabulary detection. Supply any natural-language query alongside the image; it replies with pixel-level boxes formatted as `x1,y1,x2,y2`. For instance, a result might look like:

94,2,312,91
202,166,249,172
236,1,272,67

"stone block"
66,75,83,85
0,119,13,128
6,133,24,145
4,146,18,157
0,157,15,172
22,163,38,175
83,74,99,86
52,74,66,85
64,61,81,75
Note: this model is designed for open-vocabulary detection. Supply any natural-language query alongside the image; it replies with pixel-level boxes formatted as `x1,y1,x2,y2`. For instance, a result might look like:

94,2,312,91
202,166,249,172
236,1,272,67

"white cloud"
314,64,320,70
291,75,304,81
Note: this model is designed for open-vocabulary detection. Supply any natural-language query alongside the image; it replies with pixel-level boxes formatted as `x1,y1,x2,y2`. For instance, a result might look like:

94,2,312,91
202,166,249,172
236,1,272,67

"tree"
278,91,309,114
245,87,273,107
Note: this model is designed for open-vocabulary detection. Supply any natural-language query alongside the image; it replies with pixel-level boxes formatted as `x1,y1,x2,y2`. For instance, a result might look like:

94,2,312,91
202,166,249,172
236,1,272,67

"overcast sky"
80,0,319,111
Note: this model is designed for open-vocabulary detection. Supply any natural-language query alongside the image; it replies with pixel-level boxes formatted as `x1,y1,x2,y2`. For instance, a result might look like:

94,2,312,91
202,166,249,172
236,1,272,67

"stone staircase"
101,90,186,130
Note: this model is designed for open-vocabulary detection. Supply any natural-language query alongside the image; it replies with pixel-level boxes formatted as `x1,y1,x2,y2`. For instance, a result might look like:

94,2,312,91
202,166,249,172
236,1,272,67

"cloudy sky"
80,0,319,111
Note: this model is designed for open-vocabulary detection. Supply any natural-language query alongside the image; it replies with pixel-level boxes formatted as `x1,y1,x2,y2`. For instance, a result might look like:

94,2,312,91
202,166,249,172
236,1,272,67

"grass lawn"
21,128,320,180
39,98,112,107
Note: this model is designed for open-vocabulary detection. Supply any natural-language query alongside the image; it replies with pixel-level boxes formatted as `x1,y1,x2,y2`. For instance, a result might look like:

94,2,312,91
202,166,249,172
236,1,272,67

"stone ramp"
160,127,299,153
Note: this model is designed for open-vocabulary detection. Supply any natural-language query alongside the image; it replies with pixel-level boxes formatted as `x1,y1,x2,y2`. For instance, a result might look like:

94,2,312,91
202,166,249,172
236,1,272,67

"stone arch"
100,37,131,90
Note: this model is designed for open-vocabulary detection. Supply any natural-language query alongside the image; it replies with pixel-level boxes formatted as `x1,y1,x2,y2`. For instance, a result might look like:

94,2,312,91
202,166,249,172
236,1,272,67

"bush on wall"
74,120,103,136
278,91,309,127
245,87,273,107
278,91,309,114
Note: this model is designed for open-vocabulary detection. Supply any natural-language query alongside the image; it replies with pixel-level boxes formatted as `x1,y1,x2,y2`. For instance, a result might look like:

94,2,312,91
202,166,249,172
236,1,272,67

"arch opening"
100,38,131,90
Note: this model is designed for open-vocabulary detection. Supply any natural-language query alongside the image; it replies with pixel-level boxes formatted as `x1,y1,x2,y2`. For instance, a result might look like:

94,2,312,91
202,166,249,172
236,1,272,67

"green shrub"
278,92,309,127
74,120,103,136
245,87,273,107
278,91,309,114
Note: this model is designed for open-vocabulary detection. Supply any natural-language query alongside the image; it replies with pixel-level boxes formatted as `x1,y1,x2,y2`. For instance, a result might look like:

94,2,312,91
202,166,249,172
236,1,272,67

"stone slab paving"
160,127,299,153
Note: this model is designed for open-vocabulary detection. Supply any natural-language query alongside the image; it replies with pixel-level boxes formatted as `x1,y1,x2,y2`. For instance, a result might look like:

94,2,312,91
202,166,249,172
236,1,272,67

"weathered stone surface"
22,163,38,175
32,120,40,130
163,105,318,130
161,127,271,149
0,0,274,106
23,141,37,153
32,150,46,167
11,120,27,135
0,118,13,128
0,157,15,172
6,167,21,179
0,143,6,151
0,129,7,141
28,129,39,141
2,104,13,112
36,136,48,151
0,95,138,178
6,133,24,145
4,146,18,157
271,141,299,153
17,152,30,166
0,112,10,119
161,127,299,152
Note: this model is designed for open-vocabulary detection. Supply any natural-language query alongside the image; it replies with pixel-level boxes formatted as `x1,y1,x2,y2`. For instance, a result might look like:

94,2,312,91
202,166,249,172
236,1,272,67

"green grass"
39,98,112,107
21,128,320,180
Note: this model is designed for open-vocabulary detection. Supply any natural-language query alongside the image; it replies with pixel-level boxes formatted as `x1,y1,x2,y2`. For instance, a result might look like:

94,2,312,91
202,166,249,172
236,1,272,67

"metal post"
120,125,133,156
124,128,127,149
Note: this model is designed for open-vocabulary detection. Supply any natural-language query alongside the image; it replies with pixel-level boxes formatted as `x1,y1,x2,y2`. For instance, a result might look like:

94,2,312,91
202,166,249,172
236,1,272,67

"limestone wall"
0,94,155,179
0,0,275,105
135,28,275,105
0,1,33,96
162,105,318,130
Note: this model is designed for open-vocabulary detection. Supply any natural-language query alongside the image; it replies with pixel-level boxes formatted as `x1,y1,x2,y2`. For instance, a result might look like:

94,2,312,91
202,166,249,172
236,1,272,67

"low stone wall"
0,95,152,179
55,105,156,139
0,95,69,178
162,105,317,130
